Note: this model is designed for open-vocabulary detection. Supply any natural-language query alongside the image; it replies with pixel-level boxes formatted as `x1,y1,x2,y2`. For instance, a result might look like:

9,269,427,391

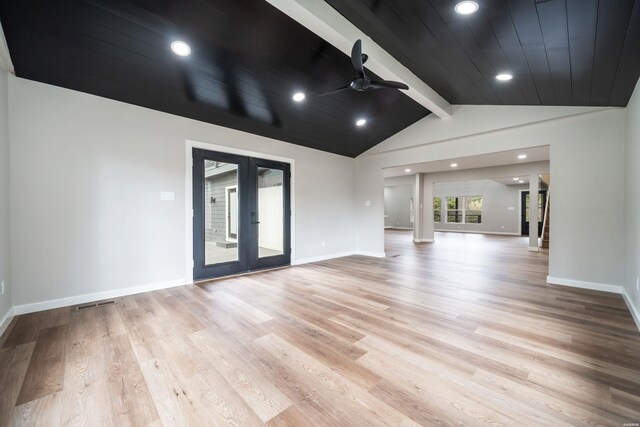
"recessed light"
450,163,458,168
292,92,305,102
404,168,411,173
171,41,191,57
519,180,525,183
513,177,519,181
356,118,367,127
517,154,527,159
455,1,479,15
496,73,513,81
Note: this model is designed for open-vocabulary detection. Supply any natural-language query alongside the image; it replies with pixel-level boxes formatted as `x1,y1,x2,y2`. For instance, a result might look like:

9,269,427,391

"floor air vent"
76,300,116,311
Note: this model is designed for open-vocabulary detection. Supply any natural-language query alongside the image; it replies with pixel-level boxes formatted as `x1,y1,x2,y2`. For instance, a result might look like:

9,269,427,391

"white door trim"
185,139,296,284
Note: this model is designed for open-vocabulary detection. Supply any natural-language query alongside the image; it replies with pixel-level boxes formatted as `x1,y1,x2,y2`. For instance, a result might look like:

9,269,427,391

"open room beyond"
1,0,640,425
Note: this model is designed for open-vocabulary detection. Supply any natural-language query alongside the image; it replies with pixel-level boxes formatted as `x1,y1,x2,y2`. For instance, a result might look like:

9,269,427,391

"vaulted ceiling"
1,0,639,158
326,0,640,106
0,0,429,158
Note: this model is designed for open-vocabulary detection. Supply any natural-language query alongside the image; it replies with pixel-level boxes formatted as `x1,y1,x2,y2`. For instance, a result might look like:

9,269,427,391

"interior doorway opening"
381,146,551,264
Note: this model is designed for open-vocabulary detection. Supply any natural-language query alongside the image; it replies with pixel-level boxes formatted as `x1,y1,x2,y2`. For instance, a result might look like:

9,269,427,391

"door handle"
250,211,259,224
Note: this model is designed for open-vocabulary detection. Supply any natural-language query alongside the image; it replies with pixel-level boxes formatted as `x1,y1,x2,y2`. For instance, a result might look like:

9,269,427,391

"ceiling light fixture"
405,168,411,173
518,154,527,159
513,177,519,181
454,1,479,15
356,118,367,127
171,41,191,57
519,180,525,183
450,163,458,168
292,92,305,102
496,73,513,81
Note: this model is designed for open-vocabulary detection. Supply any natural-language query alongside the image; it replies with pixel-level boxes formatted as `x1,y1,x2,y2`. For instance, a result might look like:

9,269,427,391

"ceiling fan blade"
317,84,352,97
351,39,365,77
369,79,409,90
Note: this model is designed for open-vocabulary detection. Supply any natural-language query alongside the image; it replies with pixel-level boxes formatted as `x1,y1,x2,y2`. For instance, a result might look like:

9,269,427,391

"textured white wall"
356,106,626,288
0,62,11,325
625,78,640,324
8,76,357,307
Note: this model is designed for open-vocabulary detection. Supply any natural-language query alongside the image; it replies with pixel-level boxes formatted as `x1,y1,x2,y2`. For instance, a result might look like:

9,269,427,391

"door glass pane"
258,167,284,258
204,160,238,265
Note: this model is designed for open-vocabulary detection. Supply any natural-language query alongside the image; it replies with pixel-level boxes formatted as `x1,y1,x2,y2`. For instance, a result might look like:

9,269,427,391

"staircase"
541,190,550,249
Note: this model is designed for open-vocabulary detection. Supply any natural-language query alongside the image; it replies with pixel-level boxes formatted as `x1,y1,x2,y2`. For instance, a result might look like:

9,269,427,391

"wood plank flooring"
1,230,639,426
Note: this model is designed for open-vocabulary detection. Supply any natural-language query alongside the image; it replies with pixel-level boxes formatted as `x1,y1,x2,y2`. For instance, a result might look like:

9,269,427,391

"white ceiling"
383,145,550,177
491,176,530,186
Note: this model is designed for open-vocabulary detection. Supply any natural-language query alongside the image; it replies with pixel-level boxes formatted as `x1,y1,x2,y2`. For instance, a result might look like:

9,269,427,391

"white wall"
384,184,413,228
434,180,526,235
355,105,626,288
0,61,11,327
625,78,640,326
8,76,357,308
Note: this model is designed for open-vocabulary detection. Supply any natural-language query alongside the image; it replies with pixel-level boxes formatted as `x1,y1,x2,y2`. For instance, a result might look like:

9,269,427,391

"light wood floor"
1,230,639,426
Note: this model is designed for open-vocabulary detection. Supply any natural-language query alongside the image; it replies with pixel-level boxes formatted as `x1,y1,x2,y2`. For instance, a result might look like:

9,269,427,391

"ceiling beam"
265,0,452,118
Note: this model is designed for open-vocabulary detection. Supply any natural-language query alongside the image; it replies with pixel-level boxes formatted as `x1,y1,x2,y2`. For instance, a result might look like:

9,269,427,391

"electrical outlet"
321,241,325,248
1,280,4,295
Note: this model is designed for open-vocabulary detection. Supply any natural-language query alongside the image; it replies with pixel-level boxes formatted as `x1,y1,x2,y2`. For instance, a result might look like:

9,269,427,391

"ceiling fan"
319,39,409,97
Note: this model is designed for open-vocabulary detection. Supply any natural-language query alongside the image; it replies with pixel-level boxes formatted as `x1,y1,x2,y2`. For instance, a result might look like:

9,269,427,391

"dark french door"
521,190,547,237
193,148,291,280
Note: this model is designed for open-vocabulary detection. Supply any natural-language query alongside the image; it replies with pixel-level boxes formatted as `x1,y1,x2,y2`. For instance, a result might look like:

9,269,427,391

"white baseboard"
622,287,640,333
12,278,186,316
293,251,358,265
413,239,434,243
356,251,386,258
0,307,15,337
546,276,623,294
385,227,413,230
293,250,386,265
528,247,540,252
434,229,520,236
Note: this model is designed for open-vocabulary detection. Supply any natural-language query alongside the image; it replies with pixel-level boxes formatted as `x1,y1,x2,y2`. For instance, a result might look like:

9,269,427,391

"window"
446,195,483,224
446,197,463,223
464,196,483,223
434,197,441,222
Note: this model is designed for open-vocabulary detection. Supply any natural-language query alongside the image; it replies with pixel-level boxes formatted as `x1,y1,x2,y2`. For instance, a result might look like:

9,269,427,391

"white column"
528,175,540,251
413,173,424,243
422,178,435,242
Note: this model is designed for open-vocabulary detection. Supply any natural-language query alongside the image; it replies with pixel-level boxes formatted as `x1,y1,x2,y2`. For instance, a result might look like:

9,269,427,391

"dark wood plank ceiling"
0,0,430,158
325,0,640,107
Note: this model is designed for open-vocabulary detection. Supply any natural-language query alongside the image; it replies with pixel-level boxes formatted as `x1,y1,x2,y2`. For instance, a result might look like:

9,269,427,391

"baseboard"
621,287,640,333
528,247,540,252
12,278,186,316
293,251,358,265
293,250,386,265
385,227,413,230
0,307,15,337
546,276,623,294
434,229,520,236
413,239,434,243
356,251,386,258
